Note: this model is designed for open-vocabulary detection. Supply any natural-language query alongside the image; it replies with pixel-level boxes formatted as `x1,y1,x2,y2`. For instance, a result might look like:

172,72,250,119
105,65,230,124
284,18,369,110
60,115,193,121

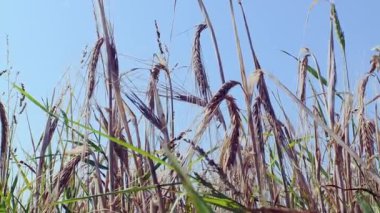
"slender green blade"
281,50,328,85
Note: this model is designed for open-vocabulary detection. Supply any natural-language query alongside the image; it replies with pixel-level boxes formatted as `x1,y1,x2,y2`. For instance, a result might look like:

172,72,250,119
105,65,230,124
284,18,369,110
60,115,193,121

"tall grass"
1,0,380,212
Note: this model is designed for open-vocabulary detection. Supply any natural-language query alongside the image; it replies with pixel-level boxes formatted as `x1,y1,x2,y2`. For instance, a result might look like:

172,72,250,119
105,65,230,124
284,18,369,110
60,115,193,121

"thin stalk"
196,0,225,84
96,0,115,209
238,0,261,70
228,0,264,200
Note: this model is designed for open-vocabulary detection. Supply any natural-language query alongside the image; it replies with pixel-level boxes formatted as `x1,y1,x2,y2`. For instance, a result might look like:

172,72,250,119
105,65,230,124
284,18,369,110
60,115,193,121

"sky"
0,1,380,151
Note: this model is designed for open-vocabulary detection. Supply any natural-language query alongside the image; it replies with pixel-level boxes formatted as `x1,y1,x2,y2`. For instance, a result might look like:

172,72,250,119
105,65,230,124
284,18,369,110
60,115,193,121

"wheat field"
1,1,380,212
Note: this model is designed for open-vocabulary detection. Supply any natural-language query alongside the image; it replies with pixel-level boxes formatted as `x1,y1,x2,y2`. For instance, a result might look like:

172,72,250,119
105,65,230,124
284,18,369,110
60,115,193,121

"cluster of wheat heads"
1,0,380,212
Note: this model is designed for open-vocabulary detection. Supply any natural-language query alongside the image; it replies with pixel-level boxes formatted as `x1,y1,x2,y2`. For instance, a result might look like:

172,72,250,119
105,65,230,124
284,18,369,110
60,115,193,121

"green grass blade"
15,84,171,167
72,120,171,168
281,50,328,85
13,84,49,113
356,193,375,213
164,149,213,212
202,195,246,212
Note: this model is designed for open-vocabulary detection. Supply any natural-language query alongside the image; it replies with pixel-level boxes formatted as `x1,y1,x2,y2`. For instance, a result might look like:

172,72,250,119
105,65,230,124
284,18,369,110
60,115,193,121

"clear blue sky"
0,1,379,149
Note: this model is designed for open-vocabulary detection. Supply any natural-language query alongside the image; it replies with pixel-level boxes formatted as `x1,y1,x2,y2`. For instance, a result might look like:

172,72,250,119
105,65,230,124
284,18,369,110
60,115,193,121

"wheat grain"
220,96,241,172
0,101,9,186
87,37,104,100
192,23,211,102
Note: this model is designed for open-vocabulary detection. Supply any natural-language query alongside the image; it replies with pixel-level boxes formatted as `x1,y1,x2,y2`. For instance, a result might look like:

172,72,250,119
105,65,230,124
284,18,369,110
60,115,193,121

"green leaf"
356,193,375,213
84,158,108,170
281,50,328,85
74,122,171,168
60,109,69,127
164,149,213,212
14,84,49,113
10,174,18,196
13,84,171,168
10,152,33,191
192,173,247,212
202,194,246,212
